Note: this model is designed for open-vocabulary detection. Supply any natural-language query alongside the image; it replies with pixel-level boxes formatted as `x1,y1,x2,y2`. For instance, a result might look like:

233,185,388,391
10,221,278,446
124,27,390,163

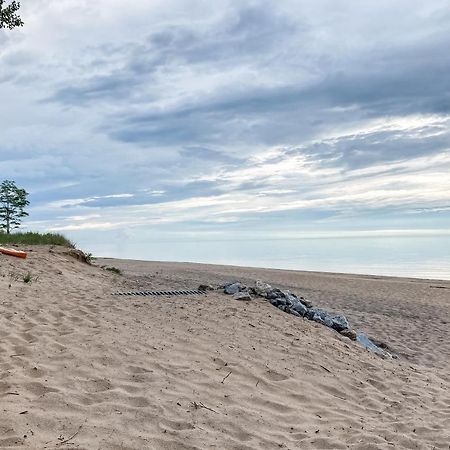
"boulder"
266,288,283,299
307,308,334,328
284,293,298,304
287,308,302,317
224,282,243,295
282,290,313,308
298,297,313,308
270,297,287,307
306,308,322,320
290,301,308,317
254,280,273,297
234,291,252,301
339,329,357,341
356,333,390,357
331,315,350,332
283,294,308,316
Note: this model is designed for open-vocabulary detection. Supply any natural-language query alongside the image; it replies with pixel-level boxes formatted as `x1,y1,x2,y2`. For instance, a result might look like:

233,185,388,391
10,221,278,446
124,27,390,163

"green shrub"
0,232,75,247
8,270,38,284
84,252,94,264
105,266,122,275
22,271,37,283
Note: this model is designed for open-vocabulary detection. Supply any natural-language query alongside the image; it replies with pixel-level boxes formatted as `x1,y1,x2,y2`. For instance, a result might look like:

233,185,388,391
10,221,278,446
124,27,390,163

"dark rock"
287,308,302,317
266,289,283,299
224,282,243,295
284,293,298,304
307,308,334,328
290,301,308,317
271,297,288,307
306,308,323,320
298,297,313,308
340,329,357,341
234,291,252,301
331,315,350,332
284,294,308,316
357,333,391,357
306,309,349,331
319,316,334,328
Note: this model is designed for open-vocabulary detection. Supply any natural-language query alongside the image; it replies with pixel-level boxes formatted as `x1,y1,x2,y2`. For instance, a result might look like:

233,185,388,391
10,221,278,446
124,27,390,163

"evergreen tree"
0,180,29,234
0,1,23,30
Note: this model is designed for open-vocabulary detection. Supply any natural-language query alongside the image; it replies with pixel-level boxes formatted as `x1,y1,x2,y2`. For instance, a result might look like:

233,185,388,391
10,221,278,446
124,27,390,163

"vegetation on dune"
104,266,122,275
0,180,75,249
0,231,75,247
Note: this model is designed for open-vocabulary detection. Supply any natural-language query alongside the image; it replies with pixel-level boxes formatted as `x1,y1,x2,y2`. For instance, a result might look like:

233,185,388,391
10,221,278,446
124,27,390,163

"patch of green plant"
8,270,39,285
0,232,75,247
84,252,94,264
22,271,38,283
105,266,122,275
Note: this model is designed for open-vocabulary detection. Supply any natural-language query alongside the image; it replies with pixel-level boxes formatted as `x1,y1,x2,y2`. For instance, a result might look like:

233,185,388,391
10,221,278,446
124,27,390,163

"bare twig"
221,371,232,384
56,423,83,446
191,401,218,414
319,365,332,374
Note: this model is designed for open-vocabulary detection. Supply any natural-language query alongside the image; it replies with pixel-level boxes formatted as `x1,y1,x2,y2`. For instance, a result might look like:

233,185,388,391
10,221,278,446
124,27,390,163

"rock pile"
221,280,358,341
197,279,393,357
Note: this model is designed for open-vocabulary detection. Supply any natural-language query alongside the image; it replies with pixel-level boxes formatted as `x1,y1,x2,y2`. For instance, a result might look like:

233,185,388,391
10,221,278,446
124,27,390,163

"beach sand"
1,246,449,449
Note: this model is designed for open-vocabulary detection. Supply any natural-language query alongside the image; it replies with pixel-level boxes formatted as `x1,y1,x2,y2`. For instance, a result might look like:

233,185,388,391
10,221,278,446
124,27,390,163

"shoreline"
97,256,450,284
98,255,450,371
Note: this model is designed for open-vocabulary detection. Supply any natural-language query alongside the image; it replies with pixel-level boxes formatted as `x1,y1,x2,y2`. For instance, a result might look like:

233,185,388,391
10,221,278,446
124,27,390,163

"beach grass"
0,232,75,248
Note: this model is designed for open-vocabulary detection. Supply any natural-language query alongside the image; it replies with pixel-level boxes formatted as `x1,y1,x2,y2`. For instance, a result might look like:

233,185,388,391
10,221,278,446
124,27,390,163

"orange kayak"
0,247,27,259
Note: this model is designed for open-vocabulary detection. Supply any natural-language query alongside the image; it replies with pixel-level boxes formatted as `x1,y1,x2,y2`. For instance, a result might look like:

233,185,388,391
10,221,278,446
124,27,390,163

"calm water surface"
94,236,450,280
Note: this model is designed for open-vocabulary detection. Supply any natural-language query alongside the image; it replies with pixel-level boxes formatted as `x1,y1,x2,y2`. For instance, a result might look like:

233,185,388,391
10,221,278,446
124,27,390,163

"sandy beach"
1,246,449,449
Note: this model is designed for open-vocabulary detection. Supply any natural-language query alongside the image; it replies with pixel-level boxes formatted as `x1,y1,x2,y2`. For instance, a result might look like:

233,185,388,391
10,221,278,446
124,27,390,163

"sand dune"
1,247,449,449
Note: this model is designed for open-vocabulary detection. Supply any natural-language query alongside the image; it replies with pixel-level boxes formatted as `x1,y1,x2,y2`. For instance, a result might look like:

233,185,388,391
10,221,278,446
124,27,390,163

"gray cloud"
1,0,449,241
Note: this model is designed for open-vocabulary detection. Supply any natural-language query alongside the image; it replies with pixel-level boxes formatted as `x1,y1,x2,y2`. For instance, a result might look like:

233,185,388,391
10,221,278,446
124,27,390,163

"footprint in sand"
24,382,59,396
158,418,195,432
264,369,289,382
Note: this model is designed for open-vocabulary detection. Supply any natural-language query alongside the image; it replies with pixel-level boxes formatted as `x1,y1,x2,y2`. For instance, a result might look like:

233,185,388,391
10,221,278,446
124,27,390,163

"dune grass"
0,232,75,247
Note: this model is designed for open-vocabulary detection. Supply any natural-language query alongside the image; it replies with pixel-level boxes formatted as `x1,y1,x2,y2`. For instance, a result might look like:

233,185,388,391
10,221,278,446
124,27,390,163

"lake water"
92,236,450,281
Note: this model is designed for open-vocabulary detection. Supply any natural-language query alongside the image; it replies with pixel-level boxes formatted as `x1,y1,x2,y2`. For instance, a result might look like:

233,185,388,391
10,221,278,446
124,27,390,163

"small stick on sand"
57,423,84,446
221,371,232,384
191,401,218,414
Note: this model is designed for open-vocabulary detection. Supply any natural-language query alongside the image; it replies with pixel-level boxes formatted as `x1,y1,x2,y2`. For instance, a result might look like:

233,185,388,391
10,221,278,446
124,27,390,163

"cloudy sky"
1,0,449,254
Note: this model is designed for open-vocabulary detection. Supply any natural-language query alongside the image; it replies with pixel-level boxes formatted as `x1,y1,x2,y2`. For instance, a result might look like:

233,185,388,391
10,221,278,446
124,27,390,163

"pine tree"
0,180,29,234
0,1,23,30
